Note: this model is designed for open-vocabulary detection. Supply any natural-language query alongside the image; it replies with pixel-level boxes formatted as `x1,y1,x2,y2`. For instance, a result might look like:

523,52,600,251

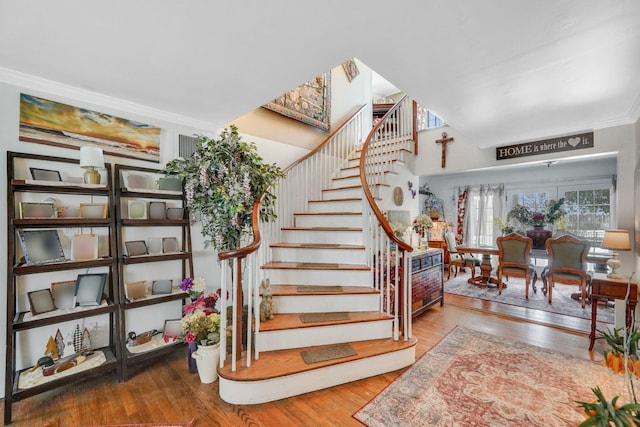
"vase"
187,342,198,374
526,225,552,250
191,343,220,384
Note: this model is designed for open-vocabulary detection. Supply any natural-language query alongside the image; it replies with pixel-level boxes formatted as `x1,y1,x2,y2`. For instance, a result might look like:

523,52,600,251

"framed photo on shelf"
19,202,56,219
158,177,182,192
29,167,62,182
163,319,182,340
125,280,147,300
70,234,99,261
75,273,107,306
148,201,166,219
17,230,66,265
125,240,148,257
152,279,172,295
51,279,77,309
128,200,147,220
166,207,184,220
79,203,108,219
27,289,56,315
147,237,163,255
123,172,152,191
162,237,179,253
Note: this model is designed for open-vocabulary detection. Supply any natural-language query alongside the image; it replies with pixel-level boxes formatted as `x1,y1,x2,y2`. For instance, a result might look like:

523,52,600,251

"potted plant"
162,125,285,252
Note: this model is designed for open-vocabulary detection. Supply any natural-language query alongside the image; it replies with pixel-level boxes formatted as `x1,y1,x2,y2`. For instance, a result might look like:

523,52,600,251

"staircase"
217,100,418,404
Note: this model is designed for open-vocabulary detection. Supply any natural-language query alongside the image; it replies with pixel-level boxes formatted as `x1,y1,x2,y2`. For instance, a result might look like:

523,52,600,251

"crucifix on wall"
435,132,454,168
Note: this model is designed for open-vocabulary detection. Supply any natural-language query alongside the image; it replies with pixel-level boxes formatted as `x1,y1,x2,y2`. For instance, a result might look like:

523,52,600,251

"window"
562,188,611,249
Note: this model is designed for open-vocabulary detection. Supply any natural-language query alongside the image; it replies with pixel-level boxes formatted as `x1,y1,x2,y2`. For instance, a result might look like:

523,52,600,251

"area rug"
354,327,628,426
301,343,357,364
445,274,615,324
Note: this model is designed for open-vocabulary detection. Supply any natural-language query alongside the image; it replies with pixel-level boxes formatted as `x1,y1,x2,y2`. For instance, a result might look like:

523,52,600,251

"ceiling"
1,1,639,149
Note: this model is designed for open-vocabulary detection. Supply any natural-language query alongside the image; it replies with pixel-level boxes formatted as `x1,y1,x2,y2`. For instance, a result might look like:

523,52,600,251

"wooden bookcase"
5,151,121,424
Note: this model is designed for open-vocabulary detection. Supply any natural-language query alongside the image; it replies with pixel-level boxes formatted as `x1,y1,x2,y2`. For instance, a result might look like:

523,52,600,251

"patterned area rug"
354,327,628,426
445,273,614,323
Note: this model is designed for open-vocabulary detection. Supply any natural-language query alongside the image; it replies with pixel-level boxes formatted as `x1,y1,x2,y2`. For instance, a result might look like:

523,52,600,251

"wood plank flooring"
4,294,608,427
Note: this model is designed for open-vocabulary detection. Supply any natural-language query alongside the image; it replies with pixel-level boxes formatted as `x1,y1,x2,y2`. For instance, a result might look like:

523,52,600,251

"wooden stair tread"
259,311,392,331
269,284,377,295
270,243,364,250
281,226,362,232
218,337,417,381
294,211,362,216
322,184,388,191
308,197,362,202
262,261,369,270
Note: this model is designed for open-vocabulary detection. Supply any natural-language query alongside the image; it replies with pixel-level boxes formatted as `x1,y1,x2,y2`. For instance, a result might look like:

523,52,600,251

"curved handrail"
217,103,367,262
359,94,413,252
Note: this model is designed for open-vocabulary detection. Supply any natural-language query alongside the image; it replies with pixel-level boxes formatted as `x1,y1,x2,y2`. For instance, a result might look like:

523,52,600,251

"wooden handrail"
359,94,413,253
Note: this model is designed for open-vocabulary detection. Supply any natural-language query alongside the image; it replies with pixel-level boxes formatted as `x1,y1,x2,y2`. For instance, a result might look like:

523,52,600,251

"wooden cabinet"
114,164,193,380
410,249,444,317
5,152,121,424
428,239,450,267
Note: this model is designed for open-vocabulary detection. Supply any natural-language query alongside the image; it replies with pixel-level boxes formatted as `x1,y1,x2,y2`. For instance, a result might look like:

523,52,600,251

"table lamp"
80,146,104,184
602,229,631,279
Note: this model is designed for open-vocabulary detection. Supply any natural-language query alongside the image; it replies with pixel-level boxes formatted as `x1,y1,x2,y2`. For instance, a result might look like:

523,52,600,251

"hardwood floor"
3,294,608,427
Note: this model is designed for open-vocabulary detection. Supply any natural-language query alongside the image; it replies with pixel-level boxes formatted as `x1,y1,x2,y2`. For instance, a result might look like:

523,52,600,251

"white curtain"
466,184,505,246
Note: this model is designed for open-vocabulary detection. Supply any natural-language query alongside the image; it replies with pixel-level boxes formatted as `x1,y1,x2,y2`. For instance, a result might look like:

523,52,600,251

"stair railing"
217,105,368,371
360,94,416,341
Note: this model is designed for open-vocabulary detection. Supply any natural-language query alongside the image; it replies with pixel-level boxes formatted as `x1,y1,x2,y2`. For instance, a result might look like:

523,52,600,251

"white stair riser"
322,187,363,199
263,268,371,286
307,199,362,213
256,319,393,352
219,345,416,405
295,214,362,228
271,247,366,264
332,176,361,187
274,293,380,313
281,229,364,245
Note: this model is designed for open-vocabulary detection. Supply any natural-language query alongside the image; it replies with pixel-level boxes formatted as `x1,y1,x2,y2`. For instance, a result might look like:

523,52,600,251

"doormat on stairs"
300,312,350,323
297,285,343,293
301,343,357,364
298,262,339,268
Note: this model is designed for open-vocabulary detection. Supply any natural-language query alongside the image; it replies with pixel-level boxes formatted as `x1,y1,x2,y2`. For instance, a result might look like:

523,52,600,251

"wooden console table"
589,273,637,351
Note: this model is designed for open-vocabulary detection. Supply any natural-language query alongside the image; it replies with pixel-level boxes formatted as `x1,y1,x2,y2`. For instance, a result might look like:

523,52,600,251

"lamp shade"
602,229,631,251
79,146,104,169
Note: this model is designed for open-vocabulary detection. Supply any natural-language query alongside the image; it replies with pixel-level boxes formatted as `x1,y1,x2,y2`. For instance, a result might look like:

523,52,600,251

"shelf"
13,218,112,228
124,290,188,309
13,302,117,331
122,252,192,264
121,218,189,226
119,189,184,199
13,257,115,275
12,179,111,196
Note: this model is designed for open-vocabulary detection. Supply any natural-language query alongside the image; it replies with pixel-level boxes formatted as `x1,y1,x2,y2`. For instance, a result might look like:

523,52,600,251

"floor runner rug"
301,343,357,364
445,274,614,323
354,327,628,426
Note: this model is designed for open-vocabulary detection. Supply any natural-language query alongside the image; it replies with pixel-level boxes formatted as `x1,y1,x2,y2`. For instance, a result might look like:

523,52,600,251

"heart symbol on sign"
568,137,580,147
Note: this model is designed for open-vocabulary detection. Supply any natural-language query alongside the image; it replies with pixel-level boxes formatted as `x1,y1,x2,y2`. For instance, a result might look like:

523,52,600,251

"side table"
589,273,637,351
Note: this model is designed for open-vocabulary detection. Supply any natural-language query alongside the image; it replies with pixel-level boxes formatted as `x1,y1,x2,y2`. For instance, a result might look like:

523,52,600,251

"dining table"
456,245,610,291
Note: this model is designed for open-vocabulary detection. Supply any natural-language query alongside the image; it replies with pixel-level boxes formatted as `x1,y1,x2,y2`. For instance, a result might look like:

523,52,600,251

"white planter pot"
191,343,220,384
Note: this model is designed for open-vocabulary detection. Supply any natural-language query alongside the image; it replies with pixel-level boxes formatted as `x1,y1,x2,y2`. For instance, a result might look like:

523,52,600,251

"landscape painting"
19,94,161,162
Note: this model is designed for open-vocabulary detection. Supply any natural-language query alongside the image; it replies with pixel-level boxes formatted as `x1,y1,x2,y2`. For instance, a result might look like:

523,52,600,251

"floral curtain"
456,186,469,245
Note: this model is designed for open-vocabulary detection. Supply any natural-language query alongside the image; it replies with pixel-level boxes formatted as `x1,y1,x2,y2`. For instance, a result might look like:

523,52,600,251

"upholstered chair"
543,234,591,308
496,233,537,298
444,231,480,280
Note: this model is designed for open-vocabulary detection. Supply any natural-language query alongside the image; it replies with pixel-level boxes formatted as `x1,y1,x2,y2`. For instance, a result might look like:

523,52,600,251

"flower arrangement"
162,125,285,252
179,292,222,346
506,198,566,228
412,213,434,236
180,277,206,299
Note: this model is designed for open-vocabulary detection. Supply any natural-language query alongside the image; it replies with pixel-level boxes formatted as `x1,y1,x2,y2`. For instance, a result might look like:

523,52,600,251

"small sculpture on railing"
260,278,276,322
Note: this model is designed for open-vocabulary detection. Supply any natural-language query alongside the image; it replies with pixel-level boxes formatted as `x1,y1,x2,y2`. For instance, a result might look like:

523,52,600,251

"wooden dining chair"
444,231,480,280
496,233,537,298
544,234,591,308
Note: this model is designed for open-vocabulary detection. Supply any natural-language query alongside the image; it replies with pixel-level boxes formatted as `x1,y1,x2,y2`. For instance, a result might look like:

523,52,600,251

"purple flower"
532,212,545,224
180,277,194,292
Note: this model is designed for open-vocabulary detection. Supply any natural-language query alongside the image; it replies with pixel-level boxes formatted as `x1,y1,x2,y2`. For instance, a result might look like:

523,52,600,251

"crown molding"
0,66,216,132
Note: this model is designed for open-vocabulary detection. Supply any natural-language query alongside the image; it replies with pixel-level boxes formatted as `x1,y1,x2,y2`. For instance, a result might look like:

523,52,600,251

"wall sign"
496,132,594,161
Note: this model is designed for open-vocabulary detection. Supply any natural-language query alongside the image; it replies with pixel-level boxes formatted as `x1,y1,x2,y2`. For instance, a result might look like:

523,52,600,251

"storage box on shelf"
114,164,193,380
5,151,121,425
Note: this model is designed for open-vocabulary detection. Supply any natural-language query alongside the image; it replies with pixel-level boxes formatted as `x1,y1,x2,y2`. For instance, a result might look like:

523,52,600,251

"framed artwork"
71,234,99,261
75,273,107,306
17,230,66,265
123,172,152,190
51,279,77,309
158,177,183,192
79,203,108,219
125,240,148,257
19,202,56,219
162,237,179,253
19,94,161,162
342,59,359,82
163,319,182,340
262,72,331,131
128,200,147,220
152,279,172,295
166,207,184,220
27,289,56,315
29,167,62,182
147,237,163,255
148,201,166,219
126,280,147,300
